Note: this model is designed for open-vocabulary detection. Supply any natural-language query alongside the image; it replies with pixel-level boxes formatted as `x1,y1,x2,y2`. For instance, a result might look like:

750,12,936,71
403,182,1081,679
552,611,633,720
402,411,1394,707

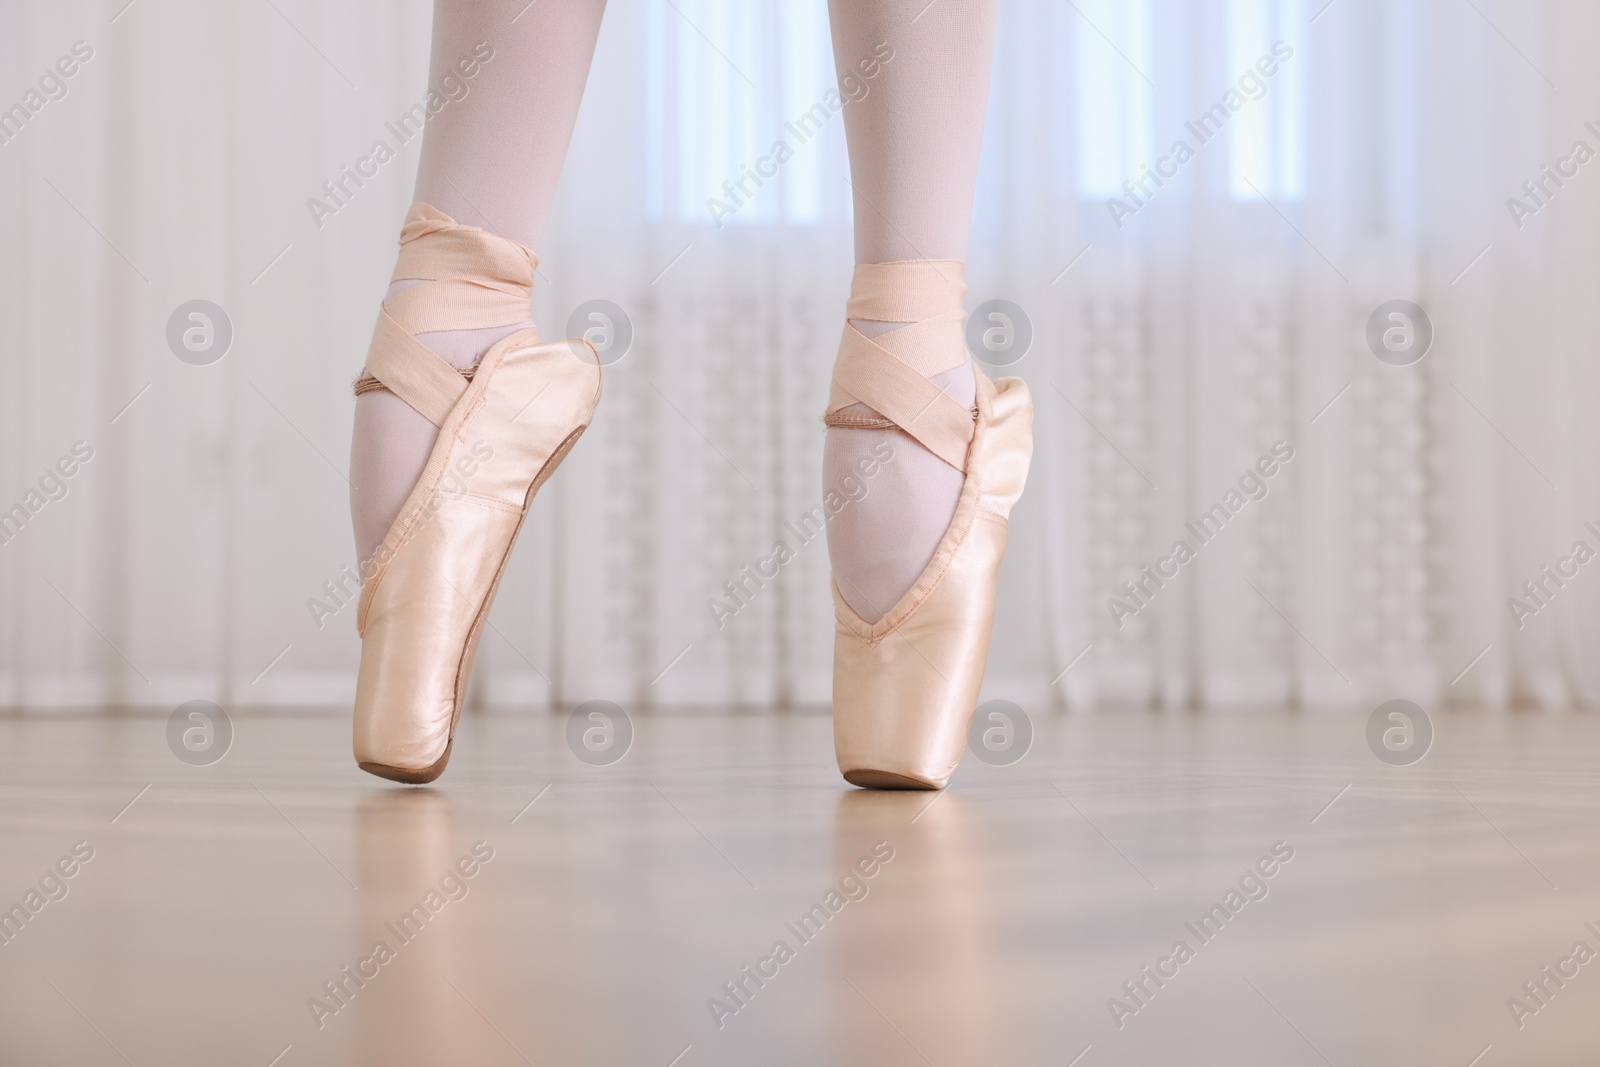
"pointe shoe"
826,262,1033,790
351,205,601,783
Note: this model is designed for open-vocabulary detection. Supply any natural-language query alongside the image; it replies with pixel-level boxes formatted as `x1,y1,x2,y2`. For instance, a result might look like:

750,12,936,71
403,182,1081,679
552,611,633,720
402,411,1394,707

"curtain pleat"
0,0,1591,713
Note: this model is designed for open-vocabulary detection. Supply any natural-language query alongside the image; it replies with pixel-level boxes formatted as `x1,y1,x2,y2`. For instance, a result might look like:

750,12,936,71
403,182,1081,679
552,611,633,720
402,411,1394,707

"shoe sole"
843,768,943,791
359,422,590,785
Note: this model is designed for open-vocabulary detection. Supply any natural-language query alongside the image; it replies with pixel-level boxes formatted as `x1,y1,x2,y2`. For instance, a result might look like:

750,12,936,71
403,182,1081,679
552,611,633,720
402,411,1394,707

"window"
646,0,1307,216
1227,0,1307,200
645,0,834,227
1073,0,1154,200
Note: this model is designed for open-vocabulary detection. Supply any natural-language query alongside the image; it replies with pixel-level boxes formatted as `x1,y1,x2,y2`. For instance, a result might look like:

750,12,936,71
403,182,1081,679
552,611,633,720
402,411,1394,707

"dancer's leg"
823,0,996,622
350,0,607,564
829,0,995,264
412,0,606,252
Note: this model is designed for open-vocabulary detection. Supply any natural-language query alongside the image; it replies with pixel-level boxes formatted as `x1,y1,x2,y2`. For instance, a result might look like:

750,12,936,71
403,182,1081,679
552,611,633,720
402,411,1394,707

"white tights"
349,0,607,565
349,0,999,622
824,0,997,621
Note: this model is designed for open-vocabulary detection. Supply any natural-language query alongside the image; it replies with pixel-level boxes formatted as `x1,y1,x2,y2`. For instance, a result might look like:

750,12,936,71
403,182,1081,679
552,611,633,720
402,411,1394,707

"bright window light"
646,0,833,226
1074,0,1153,199
1227,0,1307,200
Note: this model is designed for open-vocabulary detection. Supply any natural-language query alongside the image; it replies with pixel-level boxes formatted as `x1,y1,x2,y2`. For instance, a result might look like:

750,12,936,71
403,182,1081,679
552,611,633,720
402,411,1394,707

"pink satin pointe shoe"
351,204,601,783
827,262,1033,790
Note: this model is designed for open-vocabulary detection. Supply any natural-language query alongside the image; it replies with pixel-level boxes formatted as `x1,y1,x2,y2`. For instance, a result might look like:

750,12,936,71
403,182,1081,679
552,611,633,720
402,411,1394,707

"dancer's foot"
825,261,1033,790
349,205,602,783
823,262,975,623
349,278,533,568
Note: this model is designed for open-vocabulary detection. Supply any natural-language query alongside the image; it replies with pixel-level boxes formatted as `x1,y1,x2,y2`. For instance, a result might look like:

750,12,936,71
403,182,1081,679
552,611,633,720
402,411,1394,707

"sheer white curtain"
1,0,1596,713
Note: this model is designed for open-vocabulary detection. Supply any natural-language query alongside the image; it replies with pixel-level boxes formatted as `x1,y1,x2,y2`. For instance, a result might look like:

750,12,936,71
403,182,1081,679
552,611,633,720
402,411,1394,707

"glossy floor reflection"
1,708,1598,1065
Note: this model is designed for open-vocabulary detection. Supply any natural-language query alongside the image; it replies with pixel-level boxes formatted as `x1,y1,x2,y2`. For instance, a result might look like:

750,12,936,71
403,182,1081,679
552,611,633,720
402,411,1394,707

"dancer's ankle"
383,280,534,371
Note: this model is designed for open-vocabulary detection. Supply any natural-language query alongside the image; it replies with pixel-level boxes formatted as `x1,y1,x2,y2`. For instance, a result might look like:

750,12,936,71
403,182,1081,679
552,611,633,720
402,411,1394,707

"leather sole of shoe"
357,422,590,786
843,768,943,791
359,754,449,785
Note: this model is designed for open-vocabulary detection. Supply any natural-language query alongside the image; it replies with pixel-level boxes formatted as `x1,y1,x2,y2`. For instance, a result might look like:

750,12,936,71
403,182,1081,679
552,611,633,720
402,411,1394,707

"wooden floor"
0,708,1597,1066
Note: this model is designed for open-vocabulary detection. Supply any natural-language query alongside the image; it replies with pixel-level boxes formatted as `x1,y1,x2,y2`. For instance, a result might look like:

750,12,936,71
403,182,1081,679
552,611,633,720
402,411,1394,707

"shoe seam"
450,492,525,514
976,503,1010,523
356,330,531,631
832,376,997,644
